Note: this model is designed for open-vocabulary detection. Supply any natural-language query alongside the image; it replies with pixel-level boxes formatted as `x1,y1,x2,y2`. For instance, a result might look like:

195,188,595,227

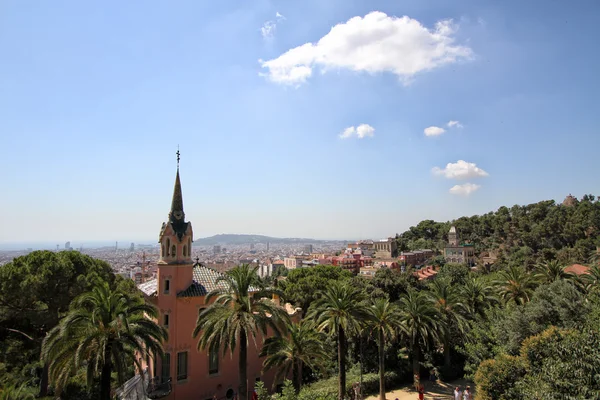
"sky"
1,0,600,247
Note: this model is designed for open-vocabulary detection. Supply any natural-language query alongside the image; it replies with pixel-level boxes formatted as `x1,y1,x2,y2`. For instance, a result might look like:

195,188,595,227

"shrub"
297,370,401,400
474,354,526,400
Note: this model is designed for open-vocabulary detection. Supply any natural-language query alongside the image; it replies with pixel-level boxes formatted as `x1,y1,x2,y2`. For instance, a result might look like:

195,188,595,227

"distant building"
373,238,398,259
213,245,221,254
303,244,313,254
65,241,71,250
399,249,434,267
284,256,309,270
130,242,135,252
443,226,475,266
563,194,578,207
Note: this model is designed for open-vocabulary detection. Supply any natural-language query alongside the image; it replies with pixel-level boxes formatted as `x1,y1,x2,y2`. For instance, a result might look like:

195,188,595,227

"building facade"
443,226,475,266
138,164,298,400
373,238,398,259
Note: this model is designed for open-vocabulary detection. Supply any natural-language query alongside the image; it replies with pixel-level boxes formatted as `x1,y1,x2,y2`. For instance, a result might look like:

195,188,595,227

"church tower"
448,226,459,246
157,151,194,296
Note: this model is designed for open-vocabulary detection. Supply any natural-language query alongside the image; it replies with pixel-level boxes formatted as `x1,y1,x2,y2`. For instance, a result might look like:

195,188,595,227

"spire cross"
176,147,181,168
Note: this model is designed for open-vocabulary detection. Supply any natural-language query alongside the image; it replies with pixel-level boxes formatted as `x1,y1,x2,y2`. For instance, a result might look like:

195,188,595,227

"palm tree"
534,260,570,284
41,282,167,400
367,298,401,400
494,265,537,305
428,278,466,370
458,277,498,319
397,289,440,386
193,264,289,400
260,319,327,392
308,281,369,400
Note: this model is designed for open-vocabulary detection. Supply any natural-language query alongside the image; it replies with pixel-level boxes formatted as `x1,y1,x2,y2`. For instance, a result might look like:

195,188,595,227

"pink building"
138,163,299,400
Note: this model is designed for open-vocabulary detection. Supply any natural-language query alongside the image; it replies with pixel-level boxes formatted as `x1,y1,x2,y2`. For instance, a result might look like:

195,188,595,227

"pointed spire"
169,149,185,223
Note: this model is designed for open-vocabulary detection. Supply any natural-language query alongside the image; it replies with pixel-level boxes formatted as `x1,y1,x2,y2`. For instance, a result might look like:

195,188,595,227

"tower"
448,226,459,246
157,150,194,296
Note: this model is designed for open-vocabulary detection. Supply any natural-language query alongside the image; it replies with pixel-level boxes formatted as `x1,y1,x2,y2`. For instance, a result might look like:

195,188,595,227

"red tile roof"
565,264,590,276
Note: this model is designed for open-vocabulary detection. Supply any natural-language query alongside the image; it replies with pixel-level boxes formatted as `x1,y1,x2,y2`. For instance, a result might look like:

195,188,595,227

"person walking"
463,386,472,400
417,383,424,400
454,387,462,400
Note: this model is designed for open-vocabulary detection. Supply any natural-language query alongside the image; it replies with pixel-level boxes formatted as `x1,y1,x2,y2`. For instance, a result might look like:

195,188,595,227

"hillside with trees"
395,194,600,268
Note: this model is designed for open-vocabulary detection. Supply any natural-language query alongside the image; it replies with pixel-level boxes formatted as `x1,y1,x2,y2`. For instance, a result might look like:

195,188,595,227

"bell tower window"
166,239,171,256
171,245,176,257
183,245,187,257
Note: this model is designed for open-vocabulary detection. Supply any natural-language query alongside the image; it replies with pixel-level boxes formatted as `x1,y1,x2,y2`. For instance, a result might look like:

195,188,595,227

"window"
209,346,219,375
161,353,171,382
164,314,169,328
166,239,171,256
183,245,187,257
171,245,176,257
164,280,170,294
177,351,188,381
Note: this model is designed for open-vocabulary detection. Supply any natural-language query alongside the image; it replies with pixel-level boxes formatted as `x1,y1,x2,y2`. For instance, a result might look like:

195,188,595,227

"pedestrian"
463,386,472,400
417,383,424,400
453,387,462,400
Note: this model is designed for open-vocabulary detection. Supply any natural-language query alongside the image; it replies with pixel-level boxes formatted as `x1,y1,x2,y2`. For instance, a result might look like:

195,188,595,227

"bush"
474,354,526,400
297,370,401,400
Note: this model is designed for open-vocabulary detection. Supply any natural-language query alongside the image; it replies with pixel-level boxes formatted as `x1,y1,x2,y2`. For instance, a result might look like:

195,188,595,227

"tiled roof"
178,265,229,297
565,264,590,276
138,278,158,296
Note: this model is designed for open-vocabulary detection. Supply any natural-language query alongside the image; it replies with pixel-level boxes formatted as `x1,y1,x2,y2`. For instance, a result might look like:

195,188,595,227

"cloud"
449,183,481,196
260,11,473,85
432,160,489,180
447,120,463,128
424,126,446,136
339,124,375,139
261,12,286,39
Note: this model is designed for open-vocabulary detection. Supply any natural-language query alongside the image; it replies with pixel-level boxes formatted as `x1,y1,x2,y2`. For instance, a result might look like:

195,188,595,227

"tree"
459,277,498,320
534,260,570,284
427,278,467,370
308,281,368,400
495,265,537,305
474,354,526,400
260,319,328,392
366,298,401,400
193,264,289,400
41,281,167,400
396,289,440,385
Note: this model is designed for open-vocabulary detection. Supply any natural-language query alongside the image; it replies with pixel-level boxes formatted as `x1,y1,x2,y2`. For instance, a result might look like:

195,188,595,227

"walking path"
364,379,474,400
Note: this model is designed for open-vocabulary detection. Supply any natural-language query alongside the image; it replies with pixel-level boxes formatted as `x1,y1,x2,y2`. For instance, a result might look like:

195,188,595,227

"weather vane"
176,146,180,168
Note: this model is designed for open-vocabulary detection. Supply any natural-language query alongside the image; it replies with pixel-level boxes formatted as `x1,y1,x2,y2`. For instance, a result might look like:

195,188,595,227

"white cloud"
449,183,481,196
339,124,375,139
261,12,286,39
260,11,473,85
447,120,463,128
424,126,446,136
432,160,489,180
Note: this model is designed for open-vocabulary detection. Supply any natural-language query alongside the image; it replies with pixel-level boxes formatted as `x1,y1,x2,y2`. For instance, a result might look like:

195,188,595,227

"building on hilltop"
137,156,299,400
443,226,475,266
373,238,398,258
563,194,578,207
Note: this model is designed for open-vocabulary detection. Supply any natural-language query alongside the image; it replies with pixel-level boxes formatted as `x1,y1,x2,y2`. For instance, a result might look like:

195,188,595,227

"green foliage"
281,265,353,311
194,264,290,400
436,263,470,285
255,381,270,400
297,370,401,400
474,354,526,400
0,251,116,390
40,281,167,400
0,383,36,400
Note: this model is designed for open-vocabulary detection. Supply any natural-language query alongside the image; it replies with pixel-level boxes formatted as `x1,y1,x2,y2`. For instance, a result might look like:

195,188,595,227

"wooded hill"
395,194,600,268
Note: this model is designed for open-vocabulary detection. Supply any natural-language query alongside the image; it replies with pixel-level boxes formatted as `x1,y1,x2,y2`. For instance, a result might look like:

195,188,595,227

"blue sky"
1,0,599,245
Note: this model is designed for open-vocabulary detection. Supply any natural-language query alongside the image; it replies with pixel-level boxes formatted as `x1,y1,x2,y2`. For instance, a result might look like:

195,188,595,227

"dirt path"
364,379,474,400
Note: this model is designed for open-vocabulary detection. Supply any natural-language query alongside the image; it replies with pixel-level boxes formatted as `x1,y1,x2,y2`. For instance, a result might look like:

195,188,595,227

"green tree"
427,278,466,370
193,264,289,400
459,277,498,319
280,265,353,311
260,319,328,392
396,290,440,384
308,281,368,400
495,265,537,305
366,298,400,400
474,354,526,400
534,260,570,284
41,281,167,400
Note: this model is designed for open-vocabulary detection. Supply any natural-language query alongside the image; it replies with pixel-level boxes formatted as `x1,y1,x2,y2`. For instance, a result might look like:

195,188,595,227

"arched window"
166,239,171,256
183,245,187,257
171,245,176,257
162,245,165,257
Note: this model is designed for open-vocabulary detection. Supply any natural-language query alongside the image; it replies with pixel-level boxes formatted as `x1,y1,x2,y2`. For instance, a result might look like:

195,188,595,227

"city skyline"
2,0,600,243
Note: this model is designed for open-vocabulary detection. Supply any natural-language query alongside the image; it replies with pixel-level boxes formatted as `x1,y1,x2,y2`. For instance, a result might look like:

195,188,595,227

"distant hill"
195,234,343,246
